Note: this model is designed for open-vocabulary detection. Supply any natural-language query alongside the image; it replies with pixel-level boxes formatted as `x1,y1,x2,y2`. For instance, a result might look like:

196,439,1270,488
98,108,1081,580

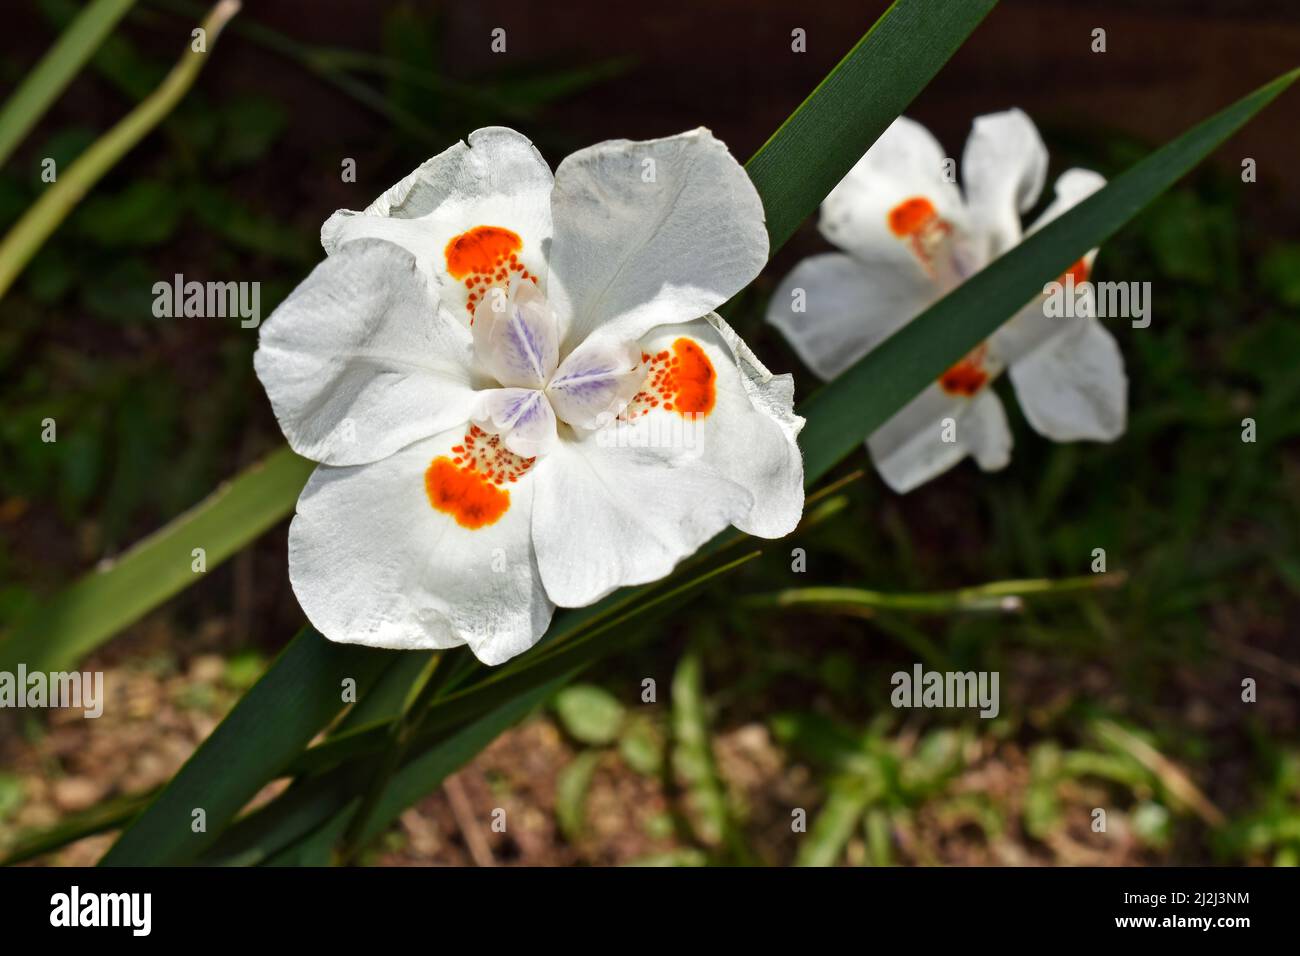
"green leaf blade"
747,0,998,253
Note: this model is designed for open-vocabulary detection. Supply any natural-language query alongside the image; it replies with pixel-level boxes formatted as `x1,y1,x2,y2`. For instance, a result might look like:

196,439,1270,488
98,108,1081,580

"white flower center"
469,278,644,458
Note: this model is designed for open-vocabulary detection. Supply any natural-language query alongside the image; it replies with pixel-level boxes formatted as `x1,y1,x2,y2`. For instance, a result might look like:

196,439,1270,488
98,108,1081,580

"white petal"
961,108,1048,258
964,389,1014,470
989,168,1109,367
529,436,751,607
766,252,931,380
254,239,477,466
1009,318,1127,442
473,387,558,459
288,432,553,665
546,340,644,429
1027,167,1107,234
471,276,559,388
702,312,806,538
531,316,804,606
868,385,1012,493
322,127,554,325
547,128,767,353
818,116,976,283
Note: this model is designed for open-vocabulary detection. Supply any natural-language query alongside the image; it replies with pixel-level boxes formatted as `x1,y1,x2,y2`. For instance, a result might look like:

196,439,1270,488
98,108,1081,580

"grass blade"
0,789,152,866
747,0,997,253
0,0,240,301
744,572,1128,616
0,0,136,168
794,777,874,867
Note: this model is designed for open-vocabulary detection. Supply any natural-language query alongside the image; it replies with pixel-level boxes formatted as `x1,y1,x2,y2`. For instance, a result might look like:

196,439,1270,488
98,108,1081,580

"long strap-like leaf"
747,0,995,253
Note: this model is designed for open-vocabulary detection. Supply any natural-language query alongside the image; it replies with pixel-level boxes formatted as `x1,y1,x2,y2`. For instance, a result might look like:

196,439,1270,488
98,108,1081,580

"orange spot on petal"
938,344,989,398
1063,257,1090,284
888,196,938,237
425,456,510,529
444,226,522,280
670,338,716,416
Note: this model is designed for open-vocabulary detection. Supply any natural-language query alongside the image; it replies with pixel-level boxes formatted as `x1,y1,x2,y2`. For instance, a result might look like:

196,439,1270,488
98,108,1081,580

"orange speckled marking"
424,425,536,529
624,338,716,419
444,226,534,320
938,343,989,398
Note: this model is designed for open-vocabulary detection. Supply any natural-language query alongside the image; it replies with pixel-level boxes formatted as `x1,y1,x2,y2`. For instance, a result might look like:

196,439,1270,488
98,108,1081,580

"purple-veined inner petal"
546,341,645,429
472,278,559,389
475,386,557,459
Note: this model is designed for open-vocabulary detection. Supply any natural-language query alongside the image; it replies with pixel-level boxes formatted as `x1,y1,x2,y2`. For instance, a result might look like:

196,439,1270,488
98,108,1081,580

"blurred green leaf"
795,776,873,867
73,180,181,246
223,649,268,691
618,715,663,776
1132,800,1173,849
770,711,873,777
23,244,76,303
187,183,316,264
624,848,709,867
35,126,98,173
553,684,626,746
0,772,25,823
1142,191,1222,284
899,728,964,796
863,808,894,866
555,750,600,841
671,650,747,859
213,96,287,169
1258,243,1300,308
79,256,157,321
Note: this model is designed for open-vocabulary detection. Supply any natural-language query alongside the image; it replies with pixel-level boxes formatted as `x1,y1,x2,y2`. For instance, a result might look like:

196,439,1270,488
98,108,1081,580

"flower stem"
0,0,240,303
745,571,1129,616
